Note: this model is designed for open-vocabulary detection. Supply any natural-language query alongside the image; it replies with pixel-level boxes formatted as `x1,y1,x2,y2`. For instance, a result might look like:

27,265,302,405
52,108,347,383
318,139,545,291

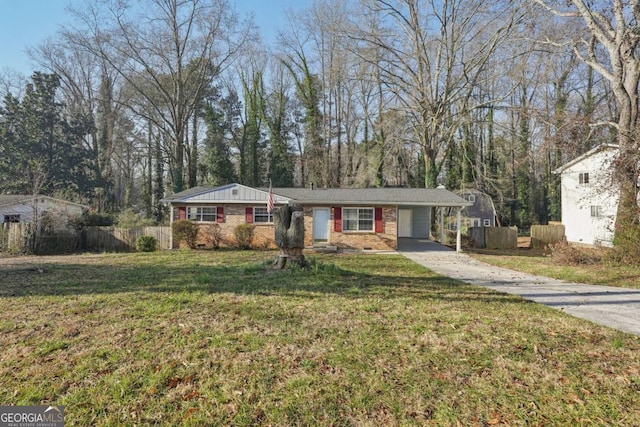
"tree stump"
273,205,308,269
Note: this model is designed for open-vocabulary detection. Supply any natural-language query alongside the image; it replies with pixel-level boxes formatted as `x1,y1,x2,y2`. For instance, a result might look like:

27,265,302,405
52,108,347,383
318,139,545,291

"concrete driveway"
398,239,640,336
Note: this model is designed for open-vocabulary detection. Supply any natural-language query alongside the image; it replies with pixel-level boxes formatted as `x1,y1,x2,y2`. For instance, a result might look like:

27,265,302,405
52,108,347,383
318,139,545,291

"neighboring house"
0,195,87,227
553,144,620,247
162,183,471,251
455,188,498,230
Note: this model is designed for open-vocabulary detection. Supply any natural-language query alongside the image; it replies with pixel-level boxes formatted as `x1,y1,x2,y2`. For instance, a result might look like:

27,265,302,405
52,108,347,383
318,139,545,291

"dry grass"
1,250,639,425
468,244,640,289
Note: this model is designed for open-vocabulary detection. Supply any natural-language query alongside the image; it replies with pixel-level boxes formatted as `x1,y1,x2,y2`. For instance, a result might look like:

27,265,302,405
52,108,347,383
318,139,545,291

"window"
579,172,589,185
253,207,273,223
590,205,602,218
483,219,491,227
343,208,374,231
3,214,20,223
468,194,476,203
472,218,481,227
187,206,217,222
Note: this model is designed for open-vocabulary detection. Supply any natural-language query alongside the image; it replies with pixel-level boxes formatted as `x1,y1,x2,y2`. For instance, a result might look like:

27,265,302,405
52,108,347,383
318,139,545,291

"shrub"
172,220,199,249
77,212,114,227
136,235,157,252
234,224,255,249
202,223,224,249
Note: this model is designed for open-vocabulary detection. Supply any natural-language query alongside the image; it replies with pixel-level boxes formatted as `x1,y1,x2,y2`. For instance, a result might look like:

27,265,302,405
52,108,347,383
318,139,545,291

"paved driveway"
399,239,640,336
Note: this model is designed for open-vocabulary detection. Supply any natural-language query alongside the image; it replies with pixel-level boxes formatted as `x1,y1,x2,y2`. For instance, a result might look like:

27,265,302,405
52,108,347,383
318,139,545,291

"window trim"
186,206,218,222
590,205,602,218
253,206,274,224
3,214,20,223
186,205,224,224
579,172,590,185
342,207,375,232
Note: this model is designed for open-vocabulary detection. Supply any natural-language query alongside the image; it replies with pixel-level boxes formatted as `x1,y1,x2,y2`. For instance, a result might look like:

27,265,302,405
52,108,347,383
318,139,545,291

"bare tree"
356,0,522,188
0,69,26,100
68,0,252,193
535,0,640,249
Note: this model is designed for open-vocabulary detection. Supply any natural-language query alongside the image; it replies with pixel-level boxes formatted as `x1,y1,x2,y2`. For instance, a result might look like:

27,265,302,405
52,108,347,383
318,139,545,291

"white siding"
0,198,85,225
560,149,618,246
186,183,289,204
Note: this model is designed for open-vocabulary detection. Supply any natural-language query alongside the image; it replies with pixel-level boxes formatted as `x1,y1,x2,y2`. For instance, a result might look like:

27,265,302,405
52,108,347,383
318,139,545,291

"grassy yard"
467,248,640,289
1,250,639,426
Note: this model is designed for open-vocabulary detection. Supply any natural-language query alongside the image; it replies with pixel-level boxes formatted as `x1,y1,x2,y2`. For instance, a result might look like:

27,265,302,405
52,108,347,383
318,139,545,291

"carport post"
456,208,462,252
440,207,445,246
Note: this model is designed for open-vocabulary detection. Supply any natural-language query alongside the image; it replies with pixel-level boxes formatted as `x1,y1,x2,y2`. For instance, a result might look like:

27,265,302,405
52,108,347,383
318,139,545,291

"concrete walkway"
398,239,640,336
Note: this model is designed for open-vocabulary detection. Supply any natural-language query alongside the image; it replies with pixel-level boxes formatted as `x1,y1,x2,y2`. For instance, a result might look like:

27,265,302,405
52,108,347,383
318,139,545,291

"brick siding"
172,204,398,250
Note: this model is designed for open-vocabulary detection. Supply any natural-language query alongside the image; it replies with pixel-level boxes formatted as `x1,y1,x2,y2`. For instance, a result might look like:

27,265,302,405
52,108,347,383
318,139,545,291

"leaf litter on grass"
1,251,639,425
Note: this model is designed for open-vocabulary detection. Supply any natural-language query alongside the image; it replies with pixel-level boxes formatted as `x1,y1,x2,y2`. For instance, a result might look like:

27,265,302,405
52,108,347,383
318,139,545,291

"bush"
136,235,157,252
172,220,199,249
234,224,255,249
77,212,114,227
202,223,224,249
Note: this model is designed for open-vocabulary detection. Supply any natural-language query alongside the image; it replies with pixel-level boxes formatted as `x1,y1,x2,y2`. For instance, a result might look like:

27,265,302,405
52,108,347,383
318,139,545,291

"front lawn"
1,251,639,425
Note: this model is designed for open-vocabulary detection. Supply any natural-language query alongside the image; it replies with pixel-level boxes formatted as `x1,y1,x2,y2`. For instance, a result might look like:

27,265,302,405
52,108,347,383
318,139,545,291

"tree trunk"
273,205,307,269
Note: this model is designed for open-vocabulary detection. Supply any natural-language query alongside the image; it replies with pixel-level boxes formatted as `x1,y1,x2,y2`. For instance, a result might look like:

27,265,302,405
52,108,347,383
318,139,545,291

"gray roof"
161,186,215,202
0,195,33,207
0,195,88,209
164,184,471,207
268,187,470,206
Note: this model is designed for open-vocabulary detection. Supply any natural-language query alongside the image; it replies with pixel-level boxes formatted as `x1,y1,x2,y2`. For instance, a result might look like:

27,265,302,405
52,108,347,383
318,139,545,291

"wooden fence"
83,226,172,251
469,226,517,249
530,224,565,249
0,223,172,254
0,222,30,254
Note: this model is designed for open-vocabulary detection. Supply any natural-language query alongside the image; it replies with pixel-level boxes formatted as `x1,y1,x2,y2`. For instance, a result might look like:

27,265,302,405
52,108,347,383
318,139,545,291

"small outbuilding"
455,188,498,229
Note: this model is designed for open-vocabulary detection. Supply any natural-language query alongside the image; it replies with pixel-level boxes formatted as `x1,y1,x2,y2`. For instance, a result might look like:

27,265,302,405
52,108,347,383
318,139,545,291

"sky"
0,0,309,77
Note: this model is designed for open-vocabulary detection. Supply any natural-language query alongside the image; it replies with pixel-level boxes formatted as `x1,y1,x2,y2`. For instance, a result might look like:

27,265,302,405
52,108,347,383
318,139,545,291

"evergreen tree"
0,72,91,198
201,99,237,186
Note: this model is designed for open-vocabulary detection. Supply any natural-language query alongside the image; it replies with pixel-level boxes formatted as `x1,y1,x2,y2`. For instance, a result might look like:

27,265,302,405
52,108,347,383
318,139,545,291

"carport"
396,197,471,252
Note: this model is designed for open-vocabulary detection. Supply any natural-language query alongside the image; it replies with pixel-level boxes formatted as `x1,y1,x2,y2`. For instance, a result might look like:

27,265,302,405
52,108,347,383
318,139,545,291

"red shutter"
216,206,225,223
374,207,383,233
178,206,187,220
245,207,254,223
334,207,342,232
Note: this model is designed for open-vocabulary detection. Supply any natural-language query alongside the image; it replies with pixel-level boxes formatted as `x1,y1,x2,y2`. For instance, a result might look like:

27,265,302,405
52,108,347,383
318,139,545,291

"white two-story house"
553,144,619,247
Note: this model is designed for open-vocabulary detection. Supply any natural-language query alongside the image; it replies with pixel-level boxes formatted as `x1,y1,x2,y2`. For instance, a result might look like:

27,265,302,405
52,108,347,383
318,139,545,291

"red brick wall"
171,204,275,249
328,207,397,250
171,204,397,250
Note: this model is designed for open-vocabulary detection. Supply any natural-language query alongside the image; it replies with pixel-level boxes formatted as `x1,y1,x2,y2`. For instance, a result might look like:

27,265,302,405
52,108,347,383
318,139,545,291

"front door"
313,208,330,243
398,209,413,238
